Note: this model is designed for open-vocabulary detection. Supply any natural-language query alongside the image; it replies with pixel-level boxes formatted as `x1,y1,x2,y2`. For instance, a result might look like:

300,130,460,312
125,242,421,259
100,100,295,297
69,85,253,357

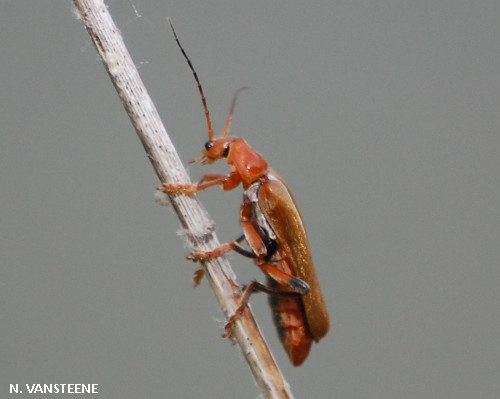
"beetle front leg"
160,171,242,194
198,172,242,191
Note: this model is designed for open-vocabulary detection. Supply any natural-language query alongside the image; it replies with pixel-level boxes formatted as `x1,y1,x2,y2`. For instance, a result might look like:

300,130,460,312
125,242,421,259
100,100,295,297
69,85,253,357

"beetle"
161,20,330,366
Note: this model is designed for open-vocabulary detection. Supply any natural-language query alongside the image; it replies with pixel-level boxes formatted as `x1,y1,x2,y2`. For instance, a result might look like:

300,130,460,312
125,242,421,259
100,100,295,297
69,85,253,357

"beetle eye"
204,141,213,150
222,144,230,157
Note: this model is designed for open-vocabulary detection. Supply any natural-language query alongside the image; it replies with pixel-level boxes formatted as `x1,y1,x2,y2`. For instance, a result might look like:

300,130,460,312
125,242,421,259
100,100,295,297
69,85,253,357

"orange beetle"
162,20,330,366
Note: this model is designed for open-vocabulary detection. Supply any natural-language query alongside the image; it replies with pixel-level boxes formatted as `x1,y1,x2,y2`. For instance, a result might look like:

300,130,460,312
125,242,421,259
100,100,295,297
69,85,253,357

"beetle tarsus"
186,241,241,262
160,182,199,193
223,305,247,340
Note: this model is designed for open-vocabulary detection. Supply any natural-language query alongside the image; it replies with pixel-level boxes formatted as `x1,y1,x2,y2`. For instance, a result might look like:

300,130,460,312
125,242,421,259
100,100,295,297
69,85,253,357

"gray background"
1,1,499,398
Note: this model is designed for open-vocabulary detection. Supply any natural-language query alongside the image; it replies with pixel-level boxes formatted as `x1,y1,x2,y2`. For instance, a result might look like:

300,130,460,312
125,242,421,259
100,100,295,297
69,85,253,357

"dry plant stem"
72,1,295,398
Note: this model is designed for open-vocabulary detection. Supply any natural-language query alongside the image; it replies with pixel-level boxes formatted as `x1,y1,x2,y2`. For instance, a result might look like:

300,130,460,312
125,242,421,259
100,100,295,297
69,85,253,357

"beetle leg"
231,243,257,258
187,242,234,262
240,200,268,257
190,236,248,286
258,264,310,295
238,220,267,258
223,264,310,338
160,172,242,194
160,178,221,193
198,172,242,191
187,235,248,262
223,280,262,338
159,182,199,193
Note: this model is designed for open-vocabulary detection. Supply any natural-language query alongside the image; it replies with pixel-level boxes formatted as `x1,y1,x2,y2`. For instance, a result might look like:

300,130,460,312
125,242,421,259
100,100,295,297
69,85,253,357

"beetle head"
190,87,248,165
190,136,237,165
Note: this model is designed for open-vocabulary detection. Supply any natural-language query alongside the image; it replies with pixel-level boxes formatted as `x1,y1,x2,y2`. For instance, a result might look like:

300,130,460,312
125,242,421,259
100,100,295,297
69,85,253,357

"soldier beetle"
162,20,330,366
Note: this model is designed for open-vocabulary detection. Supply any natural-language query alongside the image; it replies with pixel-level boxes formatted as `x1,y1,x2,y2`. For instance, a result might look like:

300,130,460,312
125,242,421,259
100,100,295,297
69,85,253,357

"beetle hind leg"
223,266,310,339
223,280,265,338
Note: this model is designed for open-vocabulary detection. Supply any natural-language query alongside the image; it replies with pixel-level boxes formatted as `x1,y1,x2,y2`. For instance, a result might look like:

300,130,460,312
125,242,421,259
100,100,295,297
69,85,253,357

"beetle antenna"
168,18,214,140
221,86,247,138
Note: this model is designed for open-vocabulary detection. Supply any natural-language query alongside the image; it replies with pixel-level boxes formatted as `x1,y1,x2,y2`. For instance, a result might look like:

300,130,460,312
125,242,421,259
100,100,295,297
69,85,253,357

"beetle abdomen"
268,277,314,366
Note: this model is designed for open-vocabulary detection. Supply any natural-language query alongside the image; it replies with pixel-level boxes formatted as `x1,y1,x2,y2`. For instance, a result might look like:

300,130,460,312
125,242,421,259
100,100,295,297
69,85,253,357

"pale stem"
72,1,295,398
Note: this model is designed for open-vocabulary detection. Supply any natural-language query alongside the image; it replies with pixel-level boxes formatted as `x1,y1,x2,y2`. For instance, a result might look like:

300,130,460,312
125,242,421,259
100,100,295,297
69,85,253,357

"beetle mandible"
161,20,330,366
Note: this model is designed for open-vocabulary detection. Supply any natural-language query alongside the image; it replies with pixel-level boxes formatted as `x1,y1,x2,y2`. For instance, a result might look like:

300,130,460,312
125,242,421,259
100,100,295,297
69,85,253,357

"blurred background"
1,1,499,398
